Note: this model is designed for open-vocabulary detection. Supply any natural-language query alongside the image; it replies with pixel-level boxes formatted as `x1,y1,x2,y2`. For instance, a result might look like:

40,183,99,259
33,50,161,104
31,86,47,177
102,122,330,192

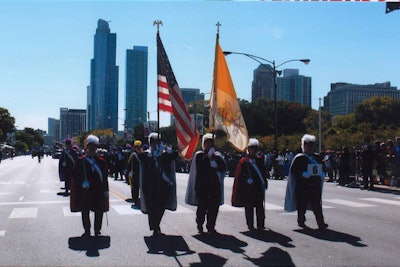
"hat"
134,140,142,147
248,138,259,147
202,133,214,150
65,138,72,145
87,135,99,145
148,132,160,144
301,134,316,150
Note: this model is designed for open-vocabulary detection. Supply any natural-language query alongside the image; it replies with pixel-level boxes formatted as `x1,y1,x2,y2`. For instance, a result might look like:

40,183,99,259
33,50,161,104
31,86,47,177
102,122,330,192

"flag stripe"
157,32,199,160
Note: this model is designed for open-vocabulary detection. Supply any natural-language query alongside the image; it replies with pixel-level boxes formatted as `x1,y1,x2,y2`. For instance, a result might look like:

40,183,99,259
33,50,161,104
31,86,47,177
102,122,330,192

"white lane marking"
63,206,80,217
264,203,284,210
9,207,38,218
0,230,5,236
219,204,242,212
360,198,400,206
166,205,193,213
0,199,123,206
15,181,25,185
112,205,142,215
324,199,376,208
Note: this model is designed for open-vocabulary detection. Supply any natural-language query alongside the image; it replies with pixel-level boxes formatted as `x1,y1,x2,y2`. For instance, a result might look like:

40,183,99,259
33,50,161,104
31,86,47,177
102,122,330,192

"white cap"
202,133,214,150
148,132,160,143
248,138,259,147
87,135,99,145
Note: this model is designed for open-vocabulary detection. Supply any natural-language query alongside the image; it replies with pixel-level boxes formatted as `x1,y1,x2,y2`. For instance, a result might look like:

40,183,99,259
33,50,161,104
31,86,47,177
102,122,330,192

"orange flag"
209,34,248,152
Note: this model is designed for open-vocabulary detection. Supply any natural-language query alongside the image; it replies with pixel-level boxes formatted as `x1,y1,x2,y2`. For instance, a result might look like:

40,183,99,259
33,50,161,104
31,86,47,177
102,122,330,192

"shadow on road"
189,252,227,267
294,228,367,247
68,235,110,257
193,233,247,253
241,229,295,248
244,246,296,267
144,234,195,257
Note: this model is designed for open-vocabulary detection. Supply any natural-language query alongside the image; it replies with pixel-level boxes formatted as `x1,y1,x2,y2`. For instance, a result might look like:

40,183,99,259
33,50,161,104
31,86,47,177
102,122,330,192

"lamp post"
223,51,310,152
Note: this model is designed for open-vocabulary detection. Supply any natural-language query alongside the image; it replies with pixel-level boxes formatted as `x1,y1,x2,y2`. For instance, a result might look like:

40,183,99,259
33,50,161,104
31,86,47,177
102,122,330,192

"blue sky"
1,1,399,132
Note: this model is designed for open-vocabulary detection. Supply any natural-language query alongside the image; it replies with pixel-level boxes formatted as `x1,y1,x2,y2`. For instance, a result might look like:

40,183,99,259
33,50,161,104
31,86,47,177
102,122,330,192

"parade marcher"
70,135,109,237
361,137,375,190
113,147,125,181
139,133,178,236
284,134,328,230
58,138,78,196
232,138,268,231
338,146,351,186
127,140,143,206
185,133,227,234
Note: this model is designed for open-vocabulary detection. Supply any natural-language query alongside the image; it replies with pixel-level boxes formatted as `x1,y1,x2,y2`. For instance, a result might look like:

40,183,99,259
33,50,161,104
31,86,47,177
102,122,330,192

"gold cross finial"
216,22,221,34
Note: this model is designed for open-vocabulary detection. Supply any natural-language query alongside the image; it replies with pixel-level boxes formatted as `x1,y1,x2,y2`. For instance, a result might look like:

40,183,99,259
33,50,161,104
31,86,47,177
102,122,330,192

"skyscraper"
60,108,86,141
87,19,119,132
277,69,312,107
324,82,400,116
125,46,148,135
252,64,275,102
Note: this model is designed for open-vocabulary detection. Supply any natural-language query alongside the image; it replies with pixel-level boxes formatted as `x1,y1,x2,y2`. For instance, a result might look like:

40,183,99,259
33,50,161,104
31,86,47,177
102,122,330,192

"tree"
15,128,44,151
0,107,16,142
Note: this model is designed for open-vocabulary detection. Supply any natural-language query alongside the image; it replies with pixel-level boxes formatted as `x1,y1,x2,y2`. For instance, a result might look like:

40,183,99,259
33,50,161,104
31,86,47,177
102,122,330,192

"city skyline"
1,1,399,132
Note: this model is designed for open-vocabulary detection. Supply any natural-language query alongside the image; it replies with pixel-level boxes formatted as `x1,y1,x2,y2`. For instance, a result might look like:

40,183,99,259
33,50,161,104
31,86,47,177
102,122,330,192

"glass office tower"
125,46,148,134
87,19,119,132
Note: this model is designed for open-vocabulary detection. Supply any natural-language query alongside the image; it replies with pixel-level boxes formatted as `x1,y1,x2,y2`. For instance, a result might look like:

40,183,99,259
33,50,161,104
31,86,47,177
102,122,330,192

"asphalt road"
0,155,399,267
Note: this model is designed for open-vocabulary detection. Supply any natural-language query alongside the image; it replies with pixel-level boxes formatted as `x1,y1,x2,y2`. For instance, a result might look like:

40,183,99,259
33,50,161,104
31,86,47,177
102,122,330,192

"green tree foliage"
0,107,16,142
15,128,44,151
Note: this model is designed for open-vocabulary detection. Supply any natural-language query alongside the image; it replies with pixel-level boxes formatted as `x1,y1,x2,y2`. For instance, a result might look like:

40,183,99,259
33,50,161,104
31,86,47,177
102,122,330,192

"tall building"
125,46,148,135
48,118,56,137
277,69,312,107
324,82,400,116
181,88,202,104
59,108,86,141
252,64,275,102
87,19,119,132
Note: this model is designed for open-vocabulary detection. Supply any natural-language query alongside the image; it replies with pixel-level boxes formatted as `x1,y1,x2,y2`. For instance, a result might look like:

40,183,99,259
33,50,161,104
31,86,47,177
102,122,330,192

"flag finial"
216,21,221,34
153,20,163,32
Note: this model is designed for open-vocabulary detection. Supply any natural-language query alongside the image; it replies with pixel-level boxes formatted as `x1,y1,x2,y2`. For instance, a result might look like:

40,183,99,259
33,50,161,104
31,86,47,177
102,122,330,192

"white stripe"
167,205,193,214
9,207,38,218
15,181,25,185
219,204,242,212
0,230,5,236
264,203,283,210
0,199,122,206
324,199,376,208
112,205,142,215
360,198,400,206
63,206,80,217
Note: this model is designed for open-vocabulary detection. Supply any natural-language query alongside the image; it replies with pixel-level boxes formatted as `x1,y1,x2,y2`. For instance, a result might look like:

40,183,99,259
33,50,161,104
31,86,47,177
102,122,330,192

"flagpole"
211,22,221,140
154,20,163,139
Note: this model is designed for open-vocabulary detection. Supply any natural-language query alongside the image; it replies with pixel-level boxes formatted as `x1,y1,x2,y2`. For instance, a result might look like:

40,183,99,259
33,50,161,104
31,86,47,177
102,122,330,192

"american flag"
157,32,199,160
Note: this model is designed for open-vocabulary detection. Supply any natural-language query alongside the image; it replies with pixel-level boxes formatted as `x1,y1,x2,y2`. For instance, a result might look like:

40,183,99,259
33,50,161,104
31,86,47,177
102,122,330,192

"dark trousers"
196,195,220,231
81,210,103,234
362,165,374,189
245,199,265,229
147,206,165,232
297,179,325,227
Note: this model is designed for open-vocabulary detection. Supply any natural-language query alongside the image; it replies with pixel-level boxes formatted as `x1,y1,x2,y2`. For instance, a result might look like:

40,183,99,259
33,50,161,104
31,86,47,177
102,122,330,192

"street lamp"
223,51,310,152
